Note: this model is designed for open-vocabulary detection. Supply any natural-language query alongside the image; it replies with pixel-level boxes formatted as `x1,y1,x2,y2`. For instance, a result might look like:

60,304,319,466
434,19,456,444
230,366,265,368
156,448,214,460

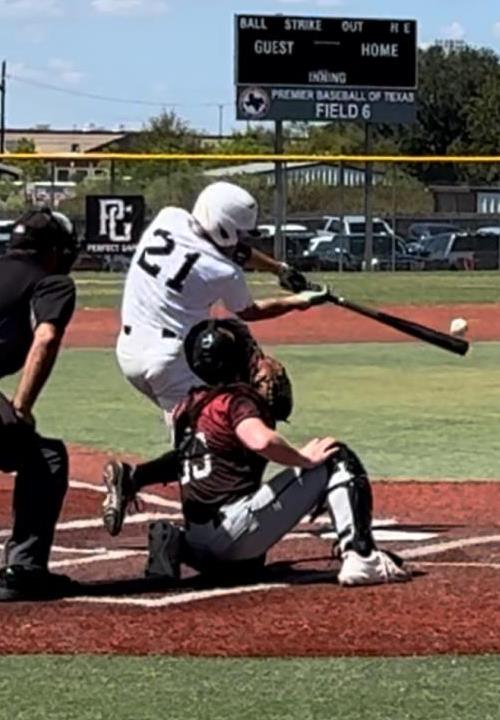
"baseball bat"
327,293,469,356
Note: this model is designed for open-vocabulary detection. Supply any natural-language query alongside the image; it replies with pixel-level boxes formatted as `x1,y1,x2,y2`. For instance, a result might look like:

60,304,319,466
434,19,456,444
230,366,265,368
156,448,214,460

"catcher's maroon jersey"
174,385,273,522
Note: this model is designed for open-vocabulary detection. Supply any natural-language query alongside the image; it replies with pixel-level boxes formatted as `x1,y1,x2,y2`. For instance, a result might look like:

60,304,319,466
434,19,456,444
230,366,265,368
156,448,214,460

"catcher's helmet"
10,207,78,272
184,319,252,386
191,181,259,248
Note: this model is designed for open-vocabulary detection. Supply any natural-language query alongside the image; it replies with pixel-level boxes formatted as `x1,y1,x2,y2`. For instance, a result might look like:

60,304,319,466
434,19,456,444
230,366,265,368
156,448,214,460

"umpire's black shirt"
0,253,76,379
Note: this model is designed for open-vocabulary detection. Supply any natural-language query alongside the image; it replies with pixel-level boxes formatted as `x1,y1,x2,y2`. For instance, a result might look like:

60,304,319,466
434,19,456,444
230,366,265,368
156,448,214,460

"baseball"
449,317,468,337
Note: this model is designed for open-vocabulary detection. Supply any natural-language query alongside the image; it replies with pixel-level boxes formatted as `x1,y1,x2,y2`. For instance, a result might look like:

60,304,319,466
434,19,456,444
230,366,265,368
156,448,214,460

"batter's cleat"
102,460,136,537
338,550,411,587
146,520,182,581
0,565,80,602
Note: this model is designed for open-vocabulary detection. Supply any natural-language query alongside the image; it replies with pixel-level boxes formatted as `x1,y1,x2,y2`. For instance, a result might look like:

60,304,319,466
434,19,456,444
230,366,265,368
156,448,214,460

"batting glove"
278,264,309,293
297,284,330,307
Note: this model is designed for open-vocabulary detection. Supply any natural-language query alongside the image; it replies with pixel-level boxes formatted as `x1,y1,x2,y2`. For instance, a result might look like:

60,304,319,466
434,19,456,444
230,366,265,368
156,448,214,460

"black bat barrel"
329,295,469,357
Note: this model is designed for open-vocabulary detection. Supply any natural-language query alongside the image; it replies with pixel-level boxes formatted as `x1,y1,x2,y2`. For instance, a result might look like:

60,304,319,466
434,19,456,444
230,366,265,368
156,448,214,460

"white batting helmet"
192,182,258,248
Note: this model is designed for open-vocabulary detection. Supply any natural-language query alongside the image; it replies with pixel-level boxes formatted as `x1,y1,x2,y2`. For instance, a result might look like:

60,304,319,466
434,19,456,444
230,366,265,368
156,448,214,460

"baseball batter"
116,181,327,424
103,319,410,587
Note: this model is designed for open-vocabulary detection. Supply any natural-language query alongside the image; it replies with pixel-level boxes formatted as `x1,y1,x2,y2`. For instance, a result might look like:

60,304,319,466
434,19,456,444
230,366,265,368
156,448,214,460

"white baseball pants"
116,328,199,424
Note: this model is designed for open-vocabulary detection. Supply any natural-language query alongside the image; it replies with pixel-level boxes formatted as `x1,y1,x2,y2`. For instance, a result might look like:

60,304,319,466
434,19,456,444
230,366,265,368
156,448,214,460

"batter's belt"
123,324,178,339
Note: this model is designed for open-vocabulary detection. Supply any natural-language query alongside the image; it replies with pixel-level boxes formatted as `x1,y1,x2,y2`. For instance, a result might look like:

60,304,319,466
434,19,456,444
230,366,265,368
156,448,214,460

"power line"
8,73,232,109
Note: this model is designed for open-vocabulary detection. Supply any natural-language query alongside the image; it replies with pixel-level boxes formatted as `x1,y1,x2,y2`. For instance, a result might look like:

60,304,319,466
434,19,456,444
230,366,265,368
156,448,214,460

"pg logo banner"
85,195,145,254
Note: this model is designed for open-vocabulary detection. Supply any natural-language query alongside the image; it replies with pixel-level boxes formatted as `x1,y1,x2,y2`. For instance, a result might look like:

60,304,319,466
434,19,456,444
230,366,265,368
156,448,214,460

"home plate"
291,517,438,543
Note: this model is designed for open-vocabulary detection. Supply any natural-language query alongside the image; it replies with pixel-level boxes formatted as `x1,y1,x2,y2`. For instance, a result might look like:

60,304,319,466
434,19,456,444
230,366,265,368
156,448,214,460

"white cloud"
10,59,84,86
442,21,465,41
0,0,62,18
493,22,500,38
91,0,168,15
48,59,84,85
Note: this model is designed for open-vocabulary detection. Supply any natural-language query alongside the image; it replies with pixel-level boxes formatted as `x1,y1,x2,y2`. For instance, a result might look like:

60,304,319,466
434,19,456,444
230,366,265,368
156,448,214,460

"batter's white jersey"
117,207,254,417
121,207,252,338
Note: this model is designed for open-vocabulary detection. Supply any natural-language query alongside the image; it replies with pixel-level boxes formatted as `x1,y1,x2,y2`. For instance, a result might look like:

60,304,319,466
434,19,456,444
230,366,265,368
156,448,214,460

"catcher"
102,319,410,587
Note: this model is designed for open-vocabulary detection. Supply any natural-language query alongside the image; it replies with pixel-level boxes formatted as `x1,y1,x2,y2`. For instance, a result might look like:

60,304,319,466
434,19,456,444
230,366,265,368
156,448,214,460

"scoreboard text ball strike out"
235,15,418,124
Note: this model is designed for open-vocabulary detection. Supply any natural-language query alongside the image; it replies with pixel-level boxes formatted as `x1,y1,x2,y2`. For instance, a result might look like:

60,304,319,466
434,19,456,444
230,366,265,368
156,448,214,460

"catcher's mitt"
250,353,293,422
220,321,293,421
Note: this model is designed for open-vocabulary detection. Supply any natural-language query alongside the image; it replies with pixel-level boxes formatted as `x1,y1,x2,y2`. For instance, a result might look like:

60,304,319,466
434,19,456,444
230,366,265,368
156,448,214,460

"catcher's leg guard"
146,521,182,581
324,444,376,558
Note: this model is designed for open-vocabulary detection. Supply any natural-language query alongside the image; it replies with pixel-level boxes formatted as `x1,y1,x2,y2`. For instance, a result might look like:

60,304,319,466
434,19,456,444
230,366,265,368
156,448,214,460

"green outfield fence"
1,152,500,271
2,152,500,162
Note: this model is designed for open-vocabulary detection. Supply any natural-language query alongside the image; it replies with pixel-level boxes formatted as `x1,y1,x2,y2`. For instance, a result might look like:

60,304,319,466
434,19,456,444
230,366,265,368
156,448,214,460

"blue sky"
0,0,499,134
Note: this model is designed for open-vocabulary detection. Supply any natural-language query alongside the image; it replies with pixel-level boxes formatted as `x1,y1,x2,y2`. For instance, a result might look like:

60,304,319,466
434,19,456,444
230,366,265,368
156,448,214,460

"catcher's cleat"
146,520,182,581
102,460,136,537
0,565,80,602
338,550,411,587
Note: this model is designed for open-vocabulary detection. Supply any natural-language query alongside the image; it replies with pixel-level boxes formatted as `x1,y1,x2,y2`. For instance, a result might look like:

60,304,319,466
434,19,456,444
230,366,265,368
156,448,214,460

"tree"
464,76,500,182
116,111,203,183
10,138,47,182
384,45,500,183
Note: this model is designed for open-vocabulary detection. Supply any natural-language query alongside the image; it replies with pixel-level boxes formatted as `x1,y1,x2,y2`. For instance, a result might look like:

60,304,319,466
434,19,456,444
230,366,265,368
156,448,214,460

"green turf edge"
73,271,500,308
0,655,499,720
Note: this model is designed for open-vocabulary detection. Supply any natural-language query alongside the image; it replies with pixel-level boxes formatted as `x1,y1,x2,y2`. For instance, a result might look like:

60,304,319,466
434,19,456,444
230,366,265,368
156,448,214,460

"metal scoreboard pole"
363,122,374,271
274,120,286,261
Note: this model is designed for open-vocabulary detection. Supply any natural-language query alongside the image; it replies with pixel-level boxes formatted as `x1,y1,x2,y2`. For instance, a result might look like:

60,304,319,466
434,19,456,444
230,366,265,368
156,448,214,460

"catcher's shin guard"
146,521,182,581
325,444,376,558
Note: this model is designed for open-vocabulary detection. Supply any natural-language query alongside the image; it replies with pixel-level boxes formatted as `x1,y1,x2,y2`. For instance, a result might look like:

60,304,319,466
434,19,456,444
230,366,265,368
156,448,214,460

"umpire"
0,207,78,601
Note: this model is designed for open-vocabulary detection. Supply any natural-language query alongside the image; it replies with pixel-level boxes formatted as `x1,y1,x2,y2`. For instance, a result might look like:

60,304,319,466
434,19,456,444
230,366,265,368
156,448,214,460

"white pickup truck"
323,214,394,236
308,215,394,253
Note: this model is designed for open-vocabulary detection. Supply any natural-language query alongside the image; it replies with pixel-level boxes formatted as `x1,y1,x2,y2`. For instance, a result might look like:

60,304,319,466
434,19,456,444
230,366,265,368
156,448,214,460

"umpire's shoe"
0,565,79,602
102,460,137,536
146,521,182,582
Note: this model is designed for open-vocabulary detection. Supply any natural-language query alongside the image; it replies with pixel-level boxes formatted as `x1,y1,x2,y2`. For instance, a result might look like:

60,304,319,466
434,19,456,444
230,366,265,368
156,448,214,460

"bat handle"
326,291,343,306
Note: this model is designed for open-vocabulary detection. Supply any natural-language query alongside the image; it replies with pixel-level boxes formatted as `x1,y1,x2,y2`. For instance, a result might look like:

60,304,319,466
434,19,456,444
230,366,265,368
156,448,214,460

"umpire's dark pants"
0,393,68,571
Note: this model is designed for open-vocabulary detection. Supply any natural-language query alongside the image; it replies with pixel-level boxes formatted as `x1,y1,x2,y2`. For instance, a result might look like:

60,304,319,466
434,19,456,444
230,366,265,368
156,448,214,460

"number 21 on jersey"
138,228,200,293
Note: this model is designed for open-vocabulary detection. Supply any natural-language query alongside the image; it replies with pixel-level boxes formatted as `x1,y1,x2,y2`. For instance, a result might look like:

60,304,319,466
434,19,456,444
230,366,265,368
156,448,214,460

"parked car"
257,223,309,236
476,226,500,236
406,223,462,256
0,220,15,255
253,228,316,259
290,240,355,271
313,234,423,271
418,232,499,270
321,215,394,238
407,222,461,241
287,216,330,234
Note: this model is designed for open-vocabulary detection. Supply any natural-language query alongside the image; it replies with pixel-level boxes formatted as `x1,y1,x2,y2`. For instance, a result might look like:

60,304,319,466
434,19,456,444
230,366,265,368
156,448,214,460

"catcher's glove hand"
251,353,293,422
278,264,308,293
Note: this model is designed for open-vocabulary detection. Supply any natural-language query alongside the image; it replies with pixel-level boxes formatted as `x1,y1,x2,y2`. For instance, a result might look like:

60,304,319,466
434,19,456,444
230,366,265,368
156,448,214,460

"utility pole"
217,104,224,137
0,61,6,155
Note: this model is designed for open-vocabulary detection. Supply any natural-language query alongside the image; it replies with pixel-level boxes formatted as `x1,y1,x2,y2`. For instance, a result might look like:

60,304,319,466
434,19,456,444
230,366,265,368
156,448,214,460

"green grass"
73,270,500,308
2,342,499,478
1,656,500,720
